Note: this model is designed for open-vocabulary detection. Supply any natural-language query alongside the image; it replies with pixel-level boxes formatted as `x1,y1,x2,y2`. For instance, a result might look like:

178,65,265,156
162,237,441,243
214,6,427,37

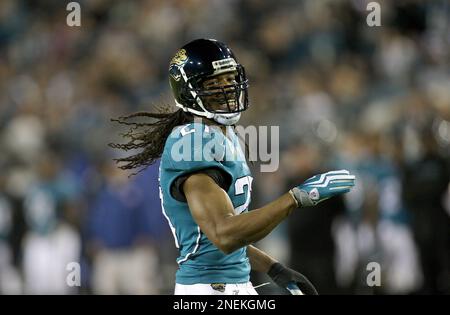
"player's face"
202,71,239,112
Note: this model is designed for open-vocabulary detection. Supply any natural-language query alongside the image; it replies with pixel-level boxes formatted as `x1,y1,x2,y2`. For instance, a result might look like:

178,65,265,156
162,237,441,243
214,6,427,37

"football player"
111,39,355,295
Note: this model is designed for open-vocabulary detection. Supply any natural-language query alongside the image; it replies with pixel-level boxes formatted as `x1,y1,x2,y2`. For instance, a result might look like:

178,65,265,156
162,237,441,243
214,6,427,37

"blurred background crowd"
0,0,449,294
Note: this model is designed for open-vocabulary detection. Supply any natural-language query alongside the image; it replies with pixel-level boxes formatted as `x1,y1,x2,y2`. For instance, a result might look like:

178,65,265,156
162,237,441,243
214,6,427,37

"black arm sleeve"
171,167,232,202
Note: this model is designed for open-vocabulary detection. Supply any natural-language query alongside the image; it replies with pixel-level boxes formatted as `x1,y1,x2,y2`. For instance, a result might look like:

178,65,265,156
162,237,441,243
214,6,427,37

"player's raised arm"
183,172,295,254
184,169,355,254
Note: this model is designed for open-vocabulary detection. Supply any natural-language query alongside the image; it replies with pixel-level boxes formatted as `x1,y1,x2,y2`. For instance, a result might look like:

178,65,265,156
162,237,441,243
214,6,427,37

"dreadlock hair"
109,107,193,176
110,106,254,176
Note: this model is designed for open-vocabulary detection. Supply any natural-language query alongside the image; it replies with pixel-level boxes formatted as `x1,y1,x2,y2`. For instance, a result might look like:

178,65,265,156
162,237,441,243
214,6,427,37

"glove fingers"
293,274,319,295
329,182,354,189
324,169,349,175
319,190,348,200
304,170,350,184
307,175,355,188
329,188,351,196
268,263,319,295
330,178,355,185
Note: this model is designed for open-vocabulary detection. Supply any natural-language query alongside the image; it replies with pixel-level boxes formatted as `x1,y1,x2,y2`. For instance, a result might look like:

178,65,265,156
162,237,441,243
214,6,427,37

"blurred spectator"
86,161,162,294
21,155,81,294
333,132,422,294
403,128,450,294
0,188,22,294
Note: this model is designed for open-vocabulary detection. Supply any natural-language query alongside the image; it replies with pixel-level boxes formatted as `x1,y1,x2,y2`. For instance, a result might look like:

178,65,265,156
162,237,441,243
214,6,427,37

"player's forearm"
247,245,278,273
217,193,296,253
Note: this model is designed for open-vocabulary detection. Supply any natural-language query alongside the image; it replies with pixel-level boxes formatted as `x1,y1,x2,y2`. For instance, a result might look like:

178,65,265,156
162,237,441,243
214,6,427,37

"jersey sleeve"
162,123,233,201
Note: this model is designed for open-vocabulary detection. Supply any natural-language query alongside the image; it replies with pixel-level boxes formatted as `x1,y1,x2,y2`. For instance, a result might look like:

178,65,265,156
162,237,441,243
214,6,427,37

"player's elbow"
208,218,244,254
216,241,234,255
215,234,241,255
216,241,235,255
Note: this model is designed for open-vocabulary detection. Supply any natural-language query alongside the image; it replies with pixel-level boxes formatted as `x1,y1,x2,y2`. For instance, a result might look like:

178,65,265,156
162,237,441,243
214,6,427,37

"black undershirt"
171,167,232,202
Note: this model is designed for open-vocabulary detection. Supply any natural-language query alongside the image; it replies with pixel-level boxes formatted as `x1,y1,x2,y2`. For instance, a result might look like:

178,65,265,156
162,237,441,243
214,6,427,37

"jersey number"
234,176,253,214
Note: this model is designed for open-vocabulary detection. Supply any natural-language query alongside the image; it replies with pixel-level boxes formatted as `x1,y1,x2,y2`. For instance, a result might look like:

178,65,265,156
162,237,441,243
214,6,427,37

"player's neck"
199,117,227,134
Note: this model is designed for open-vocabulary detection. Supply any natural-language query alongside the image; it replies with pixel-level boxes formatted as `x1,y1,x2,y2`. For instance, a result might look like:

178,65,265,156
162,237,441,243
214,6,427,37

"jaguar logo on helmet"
170,48,188,66
169,49,188,81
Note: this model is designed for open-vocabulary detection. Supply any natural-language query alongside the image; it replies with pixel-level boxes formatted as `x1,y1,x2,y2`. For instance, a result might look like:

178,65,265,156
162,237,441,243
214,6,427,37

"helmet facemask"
178,65,249,125
192,66,249,115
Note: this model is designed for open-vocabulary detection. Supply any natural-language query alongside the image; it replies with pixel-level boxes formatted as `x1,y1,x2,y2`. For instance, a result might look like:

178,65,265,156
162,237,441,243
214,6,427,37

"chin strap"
175,101,241,126
213,112,241,125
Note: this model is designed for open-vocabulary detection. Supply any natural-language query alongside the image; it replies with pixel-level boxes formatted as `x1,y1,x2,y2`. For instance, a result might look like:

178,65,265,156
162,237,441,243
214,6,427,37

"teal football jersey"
159,122,252,284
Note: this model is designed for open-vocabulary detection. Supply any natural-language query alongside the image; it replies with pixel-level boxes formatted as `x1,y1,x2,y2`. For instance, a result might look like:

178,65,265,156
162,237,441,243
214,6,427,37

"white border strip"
177,226,201,264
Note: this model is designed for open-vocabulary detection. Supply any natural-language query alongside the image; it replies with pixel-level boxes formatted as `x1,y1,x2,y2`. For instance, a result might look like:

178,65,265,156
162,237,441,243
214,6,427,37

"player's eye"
203,73,237,89
204,80,219,87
